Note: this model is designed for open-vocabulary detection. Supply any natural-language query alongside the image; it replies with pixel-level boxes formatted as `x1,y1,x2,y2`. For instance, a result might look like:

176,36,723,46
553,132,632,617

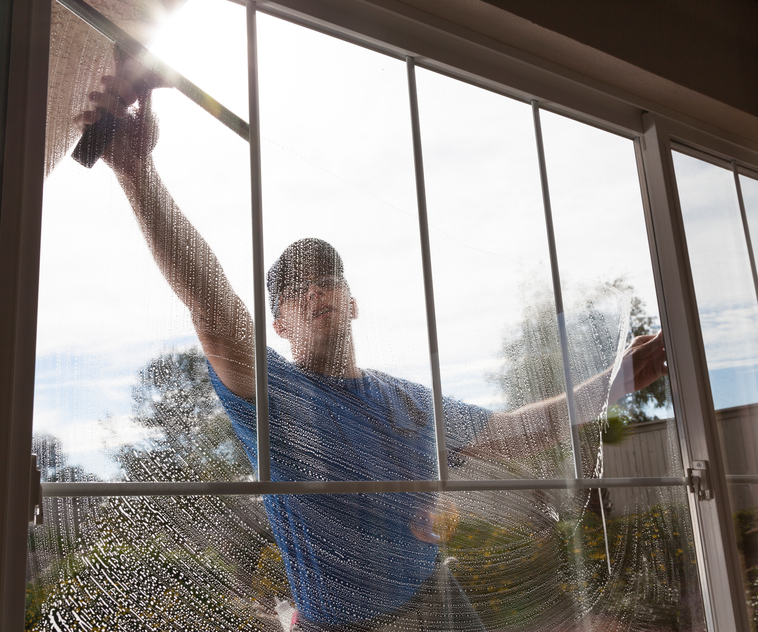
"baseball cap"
267,239,345,317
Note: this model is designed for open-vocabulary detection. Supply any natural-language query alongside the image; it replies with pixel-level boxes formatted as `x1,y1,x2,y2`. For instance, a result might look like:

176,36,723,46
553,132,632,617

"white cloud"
699,305,758,371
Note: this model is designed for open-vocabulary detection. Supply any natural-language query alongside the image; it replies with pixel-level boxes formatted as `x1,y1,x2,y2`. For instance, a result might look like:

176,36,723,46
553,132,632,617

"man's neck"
296,340,361,379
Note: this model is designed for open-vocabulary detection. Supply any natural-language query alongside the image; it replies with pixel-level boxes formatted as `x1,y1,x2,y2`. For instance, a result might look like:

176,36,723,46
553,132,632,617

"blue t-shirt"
209,348,490,625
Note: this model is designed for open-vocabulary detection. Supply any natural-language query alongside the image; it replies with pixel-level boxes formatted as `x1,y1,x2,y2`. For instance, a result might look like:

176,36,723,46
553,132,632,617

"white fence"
603,403,758,514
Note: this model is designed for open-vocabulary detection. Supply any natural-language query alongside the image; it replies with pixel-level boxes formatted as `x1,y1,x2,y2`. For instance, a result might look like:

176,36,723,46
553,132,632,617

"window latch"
687,460,712,501
29,454,43,525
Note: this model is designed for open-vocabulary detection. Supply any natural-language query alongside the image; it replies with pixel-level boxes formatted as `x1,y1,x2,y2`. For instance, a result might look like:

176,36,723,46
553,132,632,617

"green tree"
26,434,102,630
447,501,702,631
485,279,634,488
27,348,286,631
457,279,702,630
610,278,670,423
489,278,669,434
121,346,253,482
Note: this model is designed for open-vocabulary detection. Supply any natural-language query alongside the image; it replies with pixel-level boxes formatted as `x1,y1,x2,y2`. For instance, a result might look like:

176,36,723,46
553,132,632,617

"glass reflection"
739,172,758,305
36,4,253,476
31,0,695,627
539,111,681,502
28,488,704,630
673,152,758,411
674,150,758,629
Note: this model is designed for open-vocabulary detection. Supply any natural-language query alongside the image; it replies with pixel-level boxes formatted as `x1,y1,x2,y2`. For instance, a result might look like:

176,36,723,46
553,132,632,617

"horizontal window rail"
41,476,693,498
41,475,758,498
725,475,758,485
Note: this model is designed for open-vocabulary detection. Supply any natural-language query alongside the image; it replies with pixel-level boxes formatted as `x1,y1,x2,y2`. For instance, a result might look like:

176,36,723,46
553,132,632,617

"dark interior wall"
482,0,758,119
0,0,15,620
0,0,14,211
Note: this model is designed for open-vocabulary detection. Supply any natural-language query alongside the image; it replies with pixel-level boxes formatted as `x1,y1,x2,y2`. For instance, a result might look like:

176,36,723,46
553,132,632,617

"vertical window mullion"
531,100,583,479
732,161,758,306
405,56,448,482
246,0,270,482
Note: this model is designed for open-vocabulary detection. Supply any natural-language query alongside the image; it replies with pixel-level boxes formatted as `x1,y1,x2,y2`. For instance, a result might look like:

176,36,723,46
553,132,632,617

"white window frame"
1,0,52,628
640,116,758,631
4,0,758,629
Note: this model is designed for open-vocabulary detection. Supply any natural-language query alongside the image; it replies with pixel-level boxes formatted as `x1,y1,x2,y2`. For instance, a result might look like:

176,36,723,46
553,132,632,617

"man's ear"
273,318,289,339
350,297,358,320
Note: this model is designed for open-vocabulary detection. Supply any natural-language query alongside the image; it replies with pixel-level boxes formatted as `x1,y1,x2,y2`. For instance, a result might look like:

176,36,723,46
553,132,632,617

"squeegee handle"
71,108,121,168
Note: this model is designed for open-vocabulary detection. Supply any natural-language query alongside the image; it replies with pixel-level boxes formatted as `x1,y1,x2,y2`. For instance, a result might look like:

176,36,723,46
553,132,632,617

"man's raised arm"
79,58,256,399
467,331,668,459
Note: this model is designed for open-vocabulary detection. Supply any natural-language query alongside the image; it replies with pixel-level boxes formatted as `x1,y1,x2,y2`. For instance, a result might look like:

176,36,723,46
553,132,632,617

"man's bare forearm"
468,367,614,459
118,158,229,322
466,329,667,462
115,157,255,397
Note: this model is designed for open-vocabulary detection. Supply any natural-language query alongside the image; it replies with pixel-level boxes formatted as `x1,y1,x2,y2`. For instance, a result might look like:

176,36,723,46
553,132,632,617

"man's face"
273,274,357,359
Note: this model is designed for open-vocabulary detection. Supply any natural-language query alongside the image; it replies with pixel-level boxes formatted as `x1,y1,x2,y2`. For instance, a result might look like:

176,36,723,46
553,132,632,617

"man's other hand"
74,52,166,176
610,330,668,402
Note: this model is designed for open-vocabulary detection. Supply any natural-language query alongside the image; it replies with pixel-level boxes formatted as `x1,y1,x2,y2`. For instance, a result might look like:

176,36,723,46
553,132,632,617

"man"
80,57,667,630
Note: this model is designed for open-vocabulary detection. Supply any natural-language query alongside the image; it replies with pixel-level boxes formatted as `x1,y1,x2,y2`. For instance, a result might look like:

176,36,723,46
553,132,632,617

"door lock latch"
687,460,712,501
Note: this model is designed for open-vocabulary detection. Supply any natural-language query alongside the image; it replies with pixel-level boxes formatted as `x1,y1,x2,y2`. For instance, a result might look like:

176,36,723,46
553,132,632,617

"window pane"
30,0,705,628
416,72,680,484
415,69,550,405
413,70,703,625
147,0,249,120
415,69,572,482
27,487,704,630
540,111,680,481
674,152,758,410
256,15,437,482
674,150,758,629
409,65,703,625
28,493,278,630
449,487,702,630
36,3,251,479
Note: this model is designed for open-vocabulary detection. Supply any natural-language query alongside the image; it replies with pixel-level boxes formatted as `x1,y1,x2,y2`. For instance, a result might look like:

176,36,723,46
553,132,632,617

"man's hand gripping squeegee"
62,0,249,168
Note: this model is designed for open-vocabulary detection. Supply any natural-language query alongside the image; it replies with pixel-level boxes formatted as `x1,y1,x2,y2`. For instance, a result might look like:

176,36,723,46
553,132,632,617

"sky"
672,152,758,409
32,0,756,477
